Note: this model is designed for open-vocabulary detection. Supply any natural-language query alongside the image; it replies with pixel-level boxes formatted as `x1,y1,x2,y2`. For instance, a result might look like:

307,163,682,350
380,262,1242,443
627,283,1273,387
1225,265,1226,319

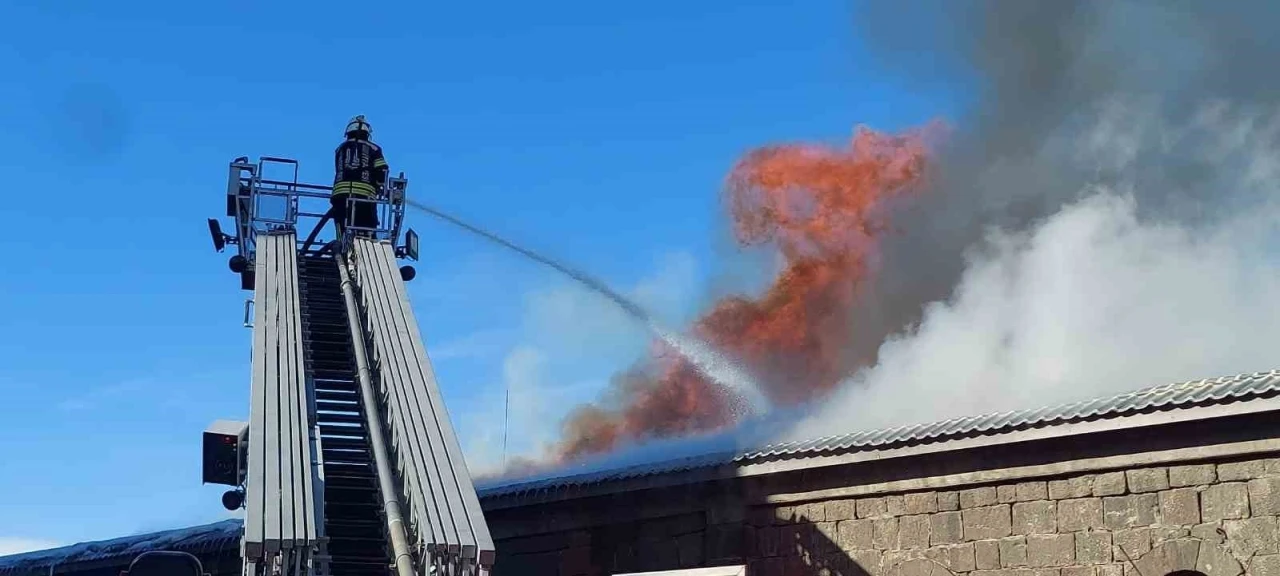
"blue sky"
0,0,956,550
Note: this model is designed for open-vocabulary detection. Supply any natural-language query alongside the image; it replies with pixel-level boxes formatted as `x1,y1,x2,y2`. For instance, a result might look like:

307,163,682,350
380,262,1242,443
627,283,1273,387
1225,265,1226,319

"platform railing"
225,156,409,268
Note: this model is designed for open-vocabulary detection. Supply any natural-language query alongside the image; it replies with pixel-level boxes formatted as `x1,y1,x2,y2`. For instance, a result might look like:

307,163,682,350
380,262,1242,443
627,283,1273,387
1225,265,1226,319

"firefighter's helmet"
345,115,372,139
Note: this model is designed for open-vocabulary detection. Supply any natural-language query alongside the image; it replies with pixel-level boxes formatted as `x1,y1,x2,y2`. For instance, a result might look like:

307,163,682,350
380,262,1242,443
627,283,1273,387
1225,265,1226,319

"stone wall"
490,456,1280,576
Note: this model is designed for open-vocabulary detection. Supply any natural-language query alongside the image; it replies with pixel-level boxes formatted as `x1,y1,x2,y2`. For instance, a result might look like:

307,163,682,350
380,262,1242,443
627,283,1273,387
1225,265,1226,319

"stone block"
886,495,908,517
1169,464,1216,487
905,492,938,515
1158,488,1200,526
1097,565,1125,576
898,515,931,549
708,503,747,526
1013,501,1057,535
1016,482,1049,502
943,543,977,572
930,511,963,545
1049,475,1095,500
813,522,839,556
677,533,703,567
1219,459,1266,482
1191,522,1227,544
1152,526,1190,545
748,506,775,527
859,497,889,519
1093,472,1127,496
880,550,913,572
827,499,858,521
1076,531,1113,564
805,502,828,522
1253,555,1280,576
757,526,781,557
962,487,998,509
848,549,882,576
1126,468,1169,493
999,536,1028,568
774,506,795,525
838,519,873,550
1250,477,1280,516
1201,482,1250,522
975,540,1001,570
1224,516,1279,557
887,558,950,576
1113,528,1152,560
938,491,959,512
1058,498,1104,531
965,505,1013,541
1103,494,1158,529
706,524,748,561
780,525,801,557
998,485,1018,504
1027,534,1074,567
1132,538,1201,576
872,517,899,550
1063,568,1096,576
1196,538,1245,576
666,513,707,537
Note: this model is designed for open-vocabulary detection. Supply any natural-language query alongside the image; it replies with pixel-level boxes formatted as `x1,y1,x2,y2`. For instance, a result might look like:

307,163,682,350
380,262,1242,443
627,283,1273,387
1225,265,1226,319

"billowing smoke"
793,0,1280,436
837,0,1280,371
496,0,1280,472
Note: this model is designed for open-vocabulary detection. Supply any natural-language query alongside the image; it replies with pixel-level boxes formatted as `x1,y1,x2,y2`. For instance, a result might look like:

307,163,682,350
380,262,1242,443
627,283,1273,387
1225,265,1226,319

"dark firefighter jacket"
333,138,389,198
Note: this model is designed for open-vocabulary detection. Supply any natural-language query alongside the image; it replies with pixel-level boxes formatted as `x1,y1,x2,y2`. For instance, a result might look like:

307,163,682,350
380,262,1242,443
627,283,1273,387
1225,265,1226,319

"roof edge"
480,369,1280,506
0,519,243,572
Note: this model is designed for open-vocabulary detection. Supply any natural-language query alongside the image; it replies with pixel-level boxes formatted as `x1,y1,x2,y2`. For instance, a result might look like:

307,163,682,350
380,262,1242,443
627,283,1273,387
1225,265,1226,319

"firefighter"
332,115,389,237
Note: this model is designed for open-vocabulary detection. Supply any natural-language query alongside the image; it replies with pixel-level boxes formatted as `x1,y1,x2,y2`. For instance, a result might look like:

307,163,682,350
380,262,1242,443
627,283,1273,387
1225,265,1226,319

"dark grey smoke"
839,0,1280,371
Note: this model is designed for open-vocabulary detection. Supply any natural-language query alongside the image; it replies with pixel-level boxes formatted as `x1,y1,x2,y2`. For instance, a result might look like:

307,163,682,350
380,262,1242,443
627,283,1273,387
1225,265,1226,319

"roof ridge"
755,369,1280,456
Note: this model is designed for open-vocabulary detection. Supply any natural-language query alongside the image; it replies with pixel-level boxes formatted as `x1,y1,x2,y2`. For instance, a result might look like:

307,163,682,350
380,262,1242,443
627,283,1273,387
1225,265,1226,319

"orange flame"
555,121,943,462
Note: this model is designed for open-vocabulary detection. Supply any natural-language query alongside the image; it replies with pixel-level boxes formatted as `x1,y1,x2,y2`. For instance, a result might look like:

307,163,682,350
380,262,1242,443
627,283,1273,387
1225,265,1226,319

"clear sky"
0,0,955,551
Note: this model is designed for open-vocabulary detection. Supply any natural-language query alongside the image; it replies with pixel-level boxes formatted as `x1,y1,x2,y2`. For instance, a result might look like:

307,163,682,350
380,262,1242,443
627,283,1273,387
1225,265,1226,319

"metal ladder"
298,253,392,576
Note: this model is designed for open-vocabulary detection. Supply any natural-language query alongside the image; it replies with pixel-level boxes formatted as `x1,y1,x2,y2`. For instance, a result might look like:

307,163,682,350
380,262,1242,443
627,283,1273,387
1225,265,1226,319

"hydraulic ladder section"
298,252,391,576
349,238,496,575
242,232,320,576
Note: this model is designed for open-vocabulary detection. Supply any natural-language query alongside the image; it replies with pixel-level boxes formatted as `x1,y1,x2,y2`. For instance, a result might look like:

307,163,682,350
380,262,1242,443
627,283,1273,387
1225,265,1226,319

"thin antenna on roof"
502,386,510,469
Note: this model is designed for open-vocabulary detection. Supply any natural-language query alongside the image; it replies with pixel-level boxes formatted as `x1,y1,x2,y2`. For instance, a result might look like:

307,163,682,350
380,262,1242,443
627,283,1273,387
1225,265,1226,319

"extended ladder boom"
204,157,494,576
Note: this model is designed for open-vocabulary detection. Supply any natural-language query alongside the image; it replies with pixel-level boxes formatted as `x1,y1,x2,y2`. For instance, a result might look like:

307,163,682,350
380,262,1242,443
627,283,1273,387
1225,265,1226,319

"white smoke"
788,100,1280,441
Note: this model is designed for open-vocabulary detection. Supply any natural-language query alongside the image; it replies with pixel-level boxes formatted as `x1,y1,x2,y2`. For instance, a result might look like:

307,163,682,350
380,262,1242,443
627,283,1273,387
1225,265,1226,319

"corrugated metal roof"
478,369,1280,499
0,520,242,574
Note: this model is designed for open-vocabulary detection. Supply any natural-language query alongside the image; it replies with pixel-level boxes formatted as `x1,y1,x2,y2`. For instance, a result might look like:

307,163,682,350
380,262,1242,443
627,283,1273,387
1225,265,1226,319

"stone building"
5,370,1280,576
480,370,1280,576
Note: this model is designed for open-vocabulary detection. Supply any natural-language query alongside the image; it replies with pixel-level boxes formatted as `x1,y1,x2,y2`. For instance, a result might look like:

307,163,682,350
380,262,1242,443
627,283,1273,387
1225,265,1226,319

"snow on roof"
0,520,241,574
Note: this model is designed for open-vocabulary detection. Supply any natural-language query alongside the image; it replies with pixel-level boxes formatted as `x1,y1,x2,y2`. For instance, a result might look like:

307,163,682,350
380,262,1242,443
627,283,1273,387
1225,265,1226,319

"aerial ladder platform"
202,157,495,576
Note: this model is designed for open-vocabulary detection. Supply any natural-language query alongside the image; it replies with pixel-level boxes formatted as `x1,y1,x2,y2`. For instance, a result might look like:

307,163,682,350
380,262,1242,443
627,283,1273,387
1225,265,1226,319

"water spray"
402,198,770,414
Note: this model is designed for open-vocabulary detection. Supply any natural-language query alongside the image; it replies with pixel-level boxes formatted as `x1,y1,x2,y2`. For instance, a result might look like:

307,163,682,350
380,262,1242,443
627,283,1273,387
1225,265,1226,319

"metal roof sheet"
0,520,242,574
478,369,1280,499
